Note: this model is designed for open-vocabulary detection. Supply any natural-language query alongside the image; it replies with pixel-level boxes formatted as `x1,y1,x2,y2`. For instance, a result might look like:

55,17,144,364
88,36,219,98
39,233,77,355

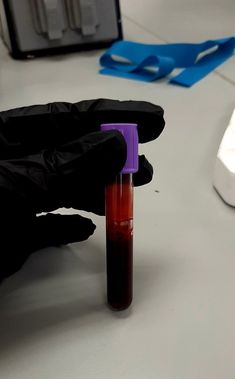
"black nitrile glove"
0,99,165,281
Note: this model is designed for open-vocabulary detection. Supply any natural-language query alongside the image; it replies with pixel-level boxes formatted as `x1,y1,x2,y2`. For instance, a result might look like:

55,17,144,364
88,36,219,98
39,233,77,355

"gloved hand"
0,99,165,281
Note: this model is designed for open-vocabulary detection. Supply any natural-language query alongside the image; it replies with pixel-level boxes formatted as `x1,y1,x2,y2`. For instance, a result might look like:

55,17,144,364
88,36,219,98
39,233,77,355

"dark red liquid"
105,174,133,311
106,235,133,311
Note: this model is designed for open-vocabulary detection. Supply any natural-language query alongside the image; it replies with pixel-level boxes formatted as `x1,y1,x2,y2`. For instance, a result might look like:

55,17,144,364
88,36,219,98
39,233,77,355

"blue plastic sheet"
99,37,235,87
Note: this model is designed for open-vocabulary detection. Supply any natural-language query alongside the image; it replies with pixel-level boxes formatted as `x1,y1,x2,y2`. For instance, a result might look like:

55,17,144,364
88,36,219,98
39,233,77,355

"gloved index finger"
80,99,165,144
0,99,164,160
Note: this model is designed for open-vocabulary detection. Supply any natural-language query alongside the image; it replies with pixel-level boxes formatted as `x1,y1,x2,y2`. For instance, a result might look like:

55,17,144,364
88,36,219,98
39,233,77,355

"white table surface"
0,1,235,378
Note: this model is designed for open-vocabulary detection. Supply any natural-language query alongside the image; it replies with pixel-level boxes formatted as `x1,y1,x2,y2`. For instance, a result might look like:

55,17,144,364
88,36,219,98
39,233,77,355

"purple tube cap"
101,123,139,174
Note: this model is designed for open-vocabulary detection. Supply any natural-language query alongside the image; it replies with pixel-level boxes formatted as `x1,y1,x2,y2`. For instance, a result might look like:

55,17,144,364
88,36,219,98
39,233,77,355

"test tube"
101,123,138,311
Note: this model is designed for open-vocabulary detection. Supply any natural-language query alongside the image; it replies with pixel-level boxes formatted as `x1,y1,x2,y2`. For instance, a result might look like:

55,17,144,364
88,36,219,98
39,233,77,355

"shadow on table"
0,242,173,359
0,241,107,357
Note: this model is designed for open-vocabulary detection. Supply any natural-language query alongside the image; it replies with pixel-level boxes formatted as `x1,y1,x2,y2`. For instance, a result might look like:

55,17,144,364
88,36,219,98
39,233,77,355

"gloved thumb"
31,213,96,251
0,212,96,282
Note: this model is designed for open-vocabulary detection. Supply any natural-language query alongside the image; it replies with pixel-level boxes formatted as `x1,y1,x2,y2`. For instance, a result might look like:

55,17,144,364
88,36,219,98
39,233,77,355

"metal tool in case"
0,0,122,58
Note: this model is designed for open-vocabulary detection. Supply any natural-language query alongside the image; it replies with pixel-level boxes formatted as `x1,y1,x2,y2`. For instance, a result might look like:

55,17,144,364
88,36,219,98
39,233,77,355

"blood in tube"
101,123,138,311
106,174,133,310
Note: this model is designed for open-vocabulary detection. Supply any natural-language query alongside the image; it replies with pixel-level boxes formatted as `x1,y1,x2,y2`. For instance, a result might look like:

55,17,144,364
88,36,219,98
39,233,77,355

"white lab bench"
0,1,235,378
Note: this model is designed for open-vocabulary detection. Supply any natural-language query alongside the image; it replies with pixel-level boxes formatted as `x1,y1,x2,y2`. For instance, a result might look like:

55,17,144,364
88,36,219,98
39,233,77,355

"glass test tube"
101,123,138,311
